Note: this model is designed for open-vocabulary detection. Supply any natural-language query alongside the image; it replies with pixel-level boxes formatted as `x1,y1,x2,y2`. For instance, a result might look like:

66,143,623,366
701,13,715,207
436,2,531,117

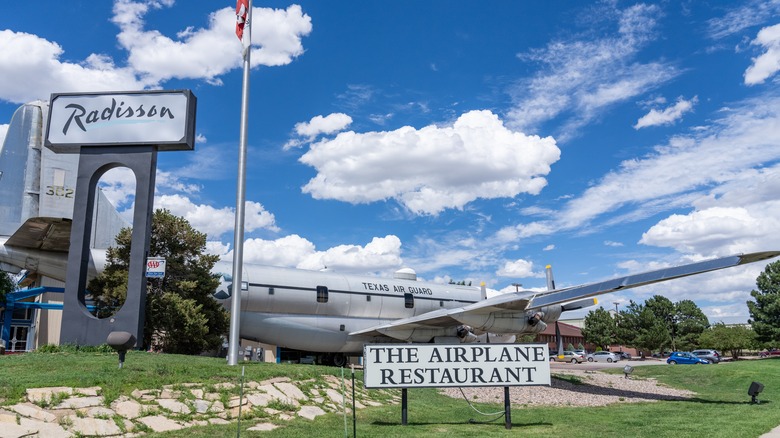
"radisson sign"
45,90,196,152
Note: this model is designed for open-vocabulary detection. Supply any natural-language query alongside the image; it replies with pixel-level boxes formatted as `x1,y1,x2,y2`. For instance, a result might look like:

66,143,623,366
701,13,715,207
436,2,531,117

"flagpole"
228,0,252,366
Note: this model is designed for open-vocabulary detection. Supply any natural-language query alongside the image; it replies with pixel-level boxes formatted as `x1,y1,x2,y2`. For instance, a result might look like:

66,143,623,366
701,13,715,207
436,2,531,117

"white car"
586,351,621,363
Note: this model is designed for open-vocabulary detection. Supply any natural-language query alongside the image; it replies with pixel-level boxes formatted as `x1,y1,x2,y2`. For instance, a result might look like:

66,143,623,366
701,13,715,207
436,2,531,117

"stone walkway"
0,375,399,437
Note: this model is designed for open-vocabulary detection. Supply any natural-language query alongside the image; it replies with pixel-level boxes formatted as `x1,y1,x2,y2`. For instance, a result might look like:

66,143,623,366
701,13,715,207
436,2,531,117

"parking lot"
550,358,667,371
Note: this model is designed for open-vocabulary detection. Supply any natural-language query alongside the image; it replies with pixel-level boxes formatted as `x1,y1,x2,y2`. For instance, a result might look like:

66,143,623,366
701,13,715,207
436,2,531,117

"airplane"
2,100,780,366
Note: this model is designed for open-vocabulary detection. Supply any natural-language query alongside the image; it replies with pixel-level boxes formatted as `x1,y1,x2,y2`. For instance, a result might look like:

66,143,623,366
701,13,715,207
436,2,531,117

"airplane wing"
5,217,72,252
350,294,533,336
350,251,780,339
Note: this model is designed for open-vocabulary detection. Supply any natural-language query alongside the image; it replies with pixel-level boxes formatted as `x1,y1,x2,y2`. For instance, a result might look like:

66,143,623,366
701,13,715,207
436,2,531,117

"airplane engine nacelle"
453,305,564,334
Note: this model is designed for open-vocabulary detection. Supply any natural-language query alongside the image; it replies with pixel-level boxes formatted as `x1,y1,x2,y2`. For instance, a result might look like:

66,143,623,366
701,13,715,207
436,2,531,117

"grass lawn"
1,352,778,437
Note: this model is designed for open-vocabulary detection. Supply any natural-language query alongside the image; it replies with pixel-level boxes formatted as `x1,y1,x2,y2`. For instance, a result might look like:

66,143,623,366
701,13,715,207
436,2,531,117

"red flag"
236,0,249,42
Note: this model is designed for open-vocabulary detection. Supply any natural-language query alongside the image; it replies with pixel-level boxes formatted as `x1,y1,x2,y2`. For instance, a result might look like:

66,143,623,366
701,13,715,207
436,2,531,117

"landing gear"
317,353,348,367
332,353,347,368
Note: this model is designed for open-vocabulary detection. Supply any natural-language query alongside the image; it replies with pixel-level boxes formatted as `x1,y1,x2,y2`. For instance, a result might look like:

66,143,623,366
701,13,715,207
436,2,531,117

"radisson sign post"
45,90,196,348
364,343,551,430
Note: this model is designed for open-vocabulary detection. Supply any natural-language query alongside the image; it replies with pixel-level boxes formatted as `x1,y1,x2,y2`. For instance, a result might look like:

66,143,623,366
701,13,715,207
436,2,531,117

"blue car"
667,351,710,365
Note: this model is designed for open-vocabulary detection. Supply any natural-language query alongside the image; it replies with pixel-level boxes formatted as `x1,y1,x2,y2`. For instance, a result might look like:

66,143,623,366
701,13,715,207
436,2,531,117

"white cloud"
496,259,542,278
0,1,312,105
543,244,555,251
112,1,312,84
299,110,560,215
634,96,697,129
284,113,353,150
0,29,148,104
496,93,780,245
604,241,624,247
232,234,404,274
239,234,317,267
507,3,678,140
97,168,138,210
745,23,780,85
155,194,278,239
707,0,780,40
295,113,352,138
298,235,403,273
640,164,780,255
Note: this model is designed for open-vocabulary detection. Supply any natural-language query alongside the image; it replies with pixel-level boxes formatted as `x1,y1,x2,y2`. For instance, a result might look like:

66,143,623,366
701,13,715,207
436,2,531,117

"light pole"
613,302,622,353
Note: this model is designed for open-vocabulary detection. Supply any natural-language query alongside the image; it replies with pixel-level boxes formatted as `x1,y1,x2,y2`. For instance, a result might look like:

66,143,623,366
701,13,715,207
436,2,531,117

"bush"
34,343,114,353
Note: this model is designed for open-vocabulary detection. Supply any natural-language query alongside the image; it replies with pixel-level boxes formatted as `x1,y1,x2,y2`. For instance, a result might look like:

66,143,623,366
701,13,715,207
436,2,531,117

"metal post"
351,366,356,437
228,0,252,366
401,388,407,425
504,386,511,430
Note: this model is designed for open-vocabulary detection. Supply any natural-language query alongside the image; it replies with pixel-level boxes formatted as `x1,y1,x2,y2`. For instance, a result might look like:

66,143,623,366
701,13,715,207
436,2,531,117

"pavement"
762,425,780,437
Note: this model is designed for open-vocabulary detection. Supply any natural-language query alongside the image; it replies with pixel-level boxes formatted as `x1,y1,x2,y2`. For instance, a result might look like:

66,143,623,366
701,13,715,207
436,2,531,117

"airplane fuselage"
217,263,487,353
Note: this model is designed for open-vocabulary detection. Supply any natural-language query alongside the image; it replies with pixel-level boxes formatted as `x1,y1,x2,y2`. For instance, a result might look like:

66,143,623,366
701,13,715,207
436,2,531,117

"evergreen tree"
617,299,672,353
747,260,780,345
674,299,709,351
88,209,228,354
0,271,15,307
582,307,616,350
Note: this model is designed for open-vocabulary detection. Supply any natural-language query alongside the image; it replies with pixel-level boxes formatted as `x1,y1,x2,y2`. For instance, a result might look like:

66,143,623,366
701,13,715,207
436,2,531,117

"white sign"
146,258,166,278
363,343,551,389
45,90,196,152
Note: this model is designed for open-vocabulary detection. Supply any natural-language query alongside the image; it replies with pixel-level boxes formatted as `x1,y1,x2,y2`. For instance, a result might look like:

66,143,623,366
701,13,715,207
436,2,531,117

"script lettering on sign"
45,90,196,152
363,344,551,388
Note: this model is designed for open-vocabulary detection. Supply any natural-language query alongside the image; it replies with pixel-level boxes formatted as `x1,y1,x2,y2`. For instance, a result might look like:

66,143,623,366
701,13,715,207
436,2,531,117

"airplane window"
366,295,371,301
268,287,274,295
404,293,414,309
317,286,328,303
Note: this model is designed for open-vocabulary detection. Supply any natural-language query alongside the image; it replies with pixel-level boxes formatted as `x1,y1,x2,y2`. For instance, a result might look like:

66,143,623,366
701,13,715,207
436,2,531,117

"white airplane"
2,100,779,366
208,251,778,365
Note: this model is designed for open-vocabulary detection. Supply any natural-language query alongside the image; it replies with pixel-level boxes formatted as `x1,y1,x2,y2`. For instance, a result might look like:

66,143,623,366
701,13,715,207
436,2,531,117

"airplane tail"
0,101,124,281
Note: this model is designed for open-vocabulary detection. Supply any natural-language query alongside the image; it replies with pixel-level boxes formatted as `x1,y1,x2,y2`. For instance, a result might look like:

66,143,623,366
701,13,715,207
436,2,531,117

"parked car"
759,348,780,358
586,351,620,363
573,349,587,357
691,349,720,364
550,351,584,363
667,351,709,365
617,351,632,360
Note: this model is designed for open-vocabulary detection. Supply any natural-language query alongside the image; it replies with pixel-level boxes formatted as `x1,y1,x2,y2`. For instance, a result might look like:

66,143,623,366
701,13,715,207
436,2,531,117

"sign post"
46,89,196,348
363,343,551,429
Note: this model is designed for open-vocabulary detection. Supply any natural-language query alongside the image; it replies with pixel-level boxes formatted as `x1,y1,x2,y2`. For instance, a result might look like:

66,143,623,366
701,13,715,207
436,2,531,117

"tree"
617,299,671,354
616,296,708,353
673,299,709,351
88,209,229,354
0,271,15,307
747,260,780,345
645,295,677,349
582,307,616,350
699,323,757,360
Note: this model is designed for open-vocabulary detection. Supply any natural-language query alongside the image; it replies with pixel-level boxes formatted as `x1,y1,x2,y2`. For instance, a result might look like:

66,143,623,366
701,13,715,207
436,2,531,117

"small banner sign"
363,343,551,389
146,257,166,278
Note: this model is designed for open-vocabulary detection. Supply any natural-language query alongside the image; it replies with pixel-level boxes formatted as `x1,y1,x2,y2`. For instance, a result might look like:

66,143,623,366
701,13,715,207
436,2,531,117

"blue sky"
2,0,780,324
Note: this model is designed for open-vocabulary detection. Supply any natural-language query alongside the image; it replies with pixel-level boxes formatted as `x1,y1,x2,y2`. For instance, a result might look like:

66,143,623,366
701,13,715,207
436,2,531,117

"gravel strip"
439,369,695,407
